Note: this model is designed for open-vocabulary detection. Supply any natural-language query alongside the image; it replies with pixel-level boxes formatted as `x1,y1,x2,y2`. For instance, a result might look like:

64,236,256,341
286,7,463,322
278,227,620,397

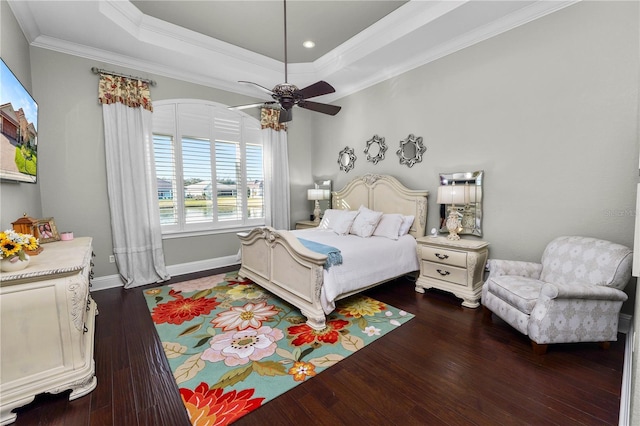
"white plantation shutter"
151,100,264,234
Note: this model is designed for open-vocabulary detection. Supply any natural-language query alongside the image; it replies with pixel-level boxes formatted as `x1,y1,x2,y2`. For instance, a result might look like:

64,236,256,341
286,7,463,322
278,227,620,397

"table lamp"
437,183,468,240
307,189,325,223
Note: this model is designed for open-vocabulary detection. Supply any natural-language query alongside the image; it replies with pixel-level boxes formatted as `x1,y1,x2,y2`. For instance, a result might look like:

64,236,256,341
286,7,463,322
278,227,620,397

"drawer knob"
436,269,450,276
435,253,449,260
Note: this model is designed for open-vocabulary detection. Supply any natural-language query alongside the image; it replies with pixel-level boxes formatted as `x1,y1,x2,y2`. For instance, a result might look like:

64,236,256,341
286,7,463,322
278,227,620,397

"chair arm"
540,282,629,302
487,259,543,280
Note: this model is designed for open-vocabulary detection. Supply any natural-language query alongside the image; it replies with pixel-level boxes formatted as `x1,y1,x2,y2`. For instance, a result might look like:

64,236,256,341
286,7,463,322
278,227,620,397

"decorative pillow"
318,209,342,230
350,206,384,238
372,214,404,240
332,210,359,235
398,215,415,236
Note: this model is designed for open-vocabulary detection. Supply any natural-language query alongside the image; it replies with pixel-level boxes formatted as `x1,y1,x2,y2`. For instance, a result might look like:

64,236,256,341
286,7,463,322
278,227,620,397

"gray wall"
310,0,638,306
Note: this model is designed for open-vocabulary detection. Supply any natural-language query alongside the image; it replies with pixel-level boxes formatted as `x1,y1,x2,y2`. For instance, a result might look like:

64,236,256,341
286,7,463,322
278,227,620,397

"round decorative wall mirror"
337,146,356,173
396,134,426,168
364,135,387,165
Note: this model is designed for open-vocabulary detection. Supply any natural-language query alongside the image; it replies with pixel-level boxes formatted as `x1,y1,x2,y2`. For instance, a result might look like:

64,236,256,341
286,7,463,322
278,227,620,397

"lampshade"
436,185,468,206
307,189,325,201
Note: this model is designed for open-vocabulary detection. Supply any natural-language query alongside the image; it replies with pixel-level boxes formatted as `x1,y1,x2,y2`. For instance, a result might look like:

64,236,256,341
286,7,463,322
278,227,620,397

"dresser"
0,237,97,425
415,236,489,308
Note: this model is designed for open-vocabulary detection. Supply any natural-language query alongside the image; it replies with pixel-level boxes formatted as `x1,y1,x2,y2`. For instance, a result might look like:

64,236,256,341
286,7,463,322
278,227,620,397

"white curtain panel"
102,103,170,288
263,128,291,230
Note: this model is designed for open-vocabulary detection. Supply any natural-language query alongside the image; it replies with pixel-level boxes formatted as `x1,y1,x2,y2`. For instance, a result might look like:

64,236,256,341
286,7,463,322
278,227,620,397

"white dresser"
0,237,97,425
415,236,489,308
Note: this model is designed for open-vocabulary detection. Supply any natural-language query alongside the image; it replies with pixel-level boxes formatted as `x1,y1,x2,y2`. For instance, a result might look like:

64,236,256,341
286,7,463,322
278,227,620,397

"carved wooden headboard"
332,174,429,238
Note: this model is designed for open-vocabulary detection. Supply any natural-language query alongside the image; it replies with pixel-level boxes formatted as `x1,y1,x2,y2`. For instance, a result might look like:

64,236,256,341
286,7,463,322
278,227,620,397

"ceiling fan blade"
228,101,277,111
238,80,274,95
297,100,341,116
296,81,336,99
279,108,293,123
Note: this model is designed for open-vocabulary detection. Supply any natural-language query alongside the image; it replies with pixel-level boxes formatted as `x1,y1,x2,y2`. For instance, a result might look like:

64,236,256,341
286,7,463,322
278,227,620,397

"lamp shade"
437,185,468,205
307,189,325,201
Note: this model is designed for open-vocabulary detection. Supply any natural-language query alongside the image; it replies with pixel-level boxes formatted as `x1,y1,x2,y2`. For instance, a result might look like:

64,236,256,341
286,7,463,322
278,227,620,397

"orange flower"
151,290,220,325
288,361,317,382
180,382,263,426
287,319,349,346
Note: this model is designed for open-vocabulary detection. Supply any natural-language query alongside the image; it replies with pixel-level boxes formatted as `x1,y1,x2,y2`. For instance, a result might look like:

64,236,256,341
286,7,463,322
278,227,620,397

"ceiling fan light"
302,40,315,49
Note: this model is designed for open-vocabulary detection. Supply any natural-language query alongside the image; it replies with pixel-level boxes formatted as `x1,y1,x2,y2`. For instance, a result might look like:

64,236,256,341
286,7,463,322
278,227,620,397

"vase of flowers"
0,229,39,272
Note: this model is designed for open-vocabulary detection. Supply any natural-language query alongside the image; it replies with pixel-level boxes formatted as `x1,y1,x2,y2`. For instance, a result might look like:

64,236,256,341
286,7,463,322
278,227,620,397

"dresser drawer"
420,246,467,268
422,261,468,286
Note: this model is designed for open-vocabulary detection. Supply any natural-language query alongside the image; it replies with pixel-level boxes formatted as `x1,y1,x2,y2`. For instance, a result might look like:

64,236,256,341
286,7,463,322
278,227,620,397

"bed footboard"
237,227,329,330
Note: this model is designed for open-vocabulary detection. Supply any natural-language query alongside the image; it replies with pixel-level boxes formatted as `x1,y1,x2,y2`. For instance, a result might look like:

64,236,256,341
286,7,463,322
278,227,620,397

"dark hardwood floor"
12,267,625,425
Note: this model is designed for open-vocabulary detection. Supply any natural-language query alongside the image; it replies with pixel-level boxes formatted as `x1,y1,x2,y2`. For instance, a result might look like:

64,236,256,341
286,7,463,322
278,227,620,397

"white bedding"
291,229,419,314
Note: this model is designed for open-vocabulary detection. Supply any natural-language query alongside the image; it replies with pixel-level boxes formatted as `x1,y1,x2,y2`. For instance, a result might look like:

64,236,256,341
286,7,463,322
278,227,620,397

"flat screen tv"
0,58,38,183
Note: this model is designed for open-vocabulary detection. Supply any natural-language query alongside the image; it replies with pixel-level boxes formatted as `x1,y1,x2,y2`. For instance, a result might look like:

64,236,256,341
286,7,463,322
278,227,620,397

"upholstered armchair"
482,236,632,354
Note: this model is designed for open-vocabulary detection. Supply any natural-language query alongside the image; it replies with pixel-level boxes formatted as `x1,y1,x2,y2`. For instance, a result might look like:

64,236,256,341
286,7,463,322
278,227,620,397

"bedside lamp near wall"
307,189,326,223
437,184,469,240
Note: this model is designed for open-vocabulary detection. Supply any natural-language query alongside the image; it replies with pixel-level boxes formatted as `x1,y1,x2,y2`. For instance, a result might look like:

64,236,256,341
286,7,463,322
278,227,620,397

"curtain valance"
98,74,153,112
261,107,287,131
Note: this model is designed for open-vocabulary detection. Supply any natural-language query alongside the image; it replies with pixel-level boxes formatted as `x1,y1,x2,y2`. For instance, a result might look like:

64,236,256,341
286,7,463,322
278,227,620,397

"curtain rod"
91,67,157,86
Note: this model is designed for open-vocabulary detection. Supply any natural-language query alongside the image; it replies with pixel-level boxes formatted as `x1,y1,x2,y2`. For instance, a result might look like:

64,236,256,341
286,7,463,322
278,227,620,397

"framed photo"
36,218,60,243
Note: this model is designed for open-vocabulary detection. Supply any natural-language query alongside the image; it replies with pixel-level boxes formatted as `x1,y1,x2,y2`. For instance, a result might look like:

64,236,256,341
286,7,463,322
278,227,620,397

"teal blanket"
298,238,343,270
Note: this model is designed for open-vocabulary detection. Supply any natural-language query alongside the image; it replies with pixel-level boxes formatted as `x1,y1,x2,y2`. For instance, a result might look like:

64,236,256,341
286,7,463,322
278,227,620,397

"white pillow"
350,205,383,238
372,214,404,240
398,215,415,236
332,210,359,235
318,209,342,230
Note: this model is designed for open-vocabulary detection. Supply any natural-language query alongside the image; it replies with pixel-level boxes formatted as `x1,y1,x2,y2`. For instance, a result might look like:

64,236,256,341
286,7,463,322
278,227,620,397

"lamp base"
313,200,321,223
445,210,461,241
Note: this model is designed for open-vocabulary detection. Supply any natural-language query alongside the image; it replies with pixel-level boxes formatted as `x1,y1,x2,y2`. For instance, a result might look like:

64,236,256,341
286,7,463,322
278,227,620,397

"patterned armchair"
481,236,632,354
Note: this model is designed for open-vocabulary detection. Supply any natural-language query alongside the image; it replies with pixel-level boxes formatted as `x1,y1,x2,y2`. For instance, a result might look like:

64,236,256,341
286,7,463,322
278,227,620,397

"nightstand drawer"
420,246,467,268
422,261,467,285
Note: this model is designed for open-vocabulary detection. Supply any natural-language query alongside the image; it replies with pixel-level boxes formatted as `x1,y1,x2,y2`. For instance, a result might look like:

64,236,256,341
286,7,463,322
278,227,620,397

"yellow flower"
0,229,40,259
0,238,20,258
337,295,386,318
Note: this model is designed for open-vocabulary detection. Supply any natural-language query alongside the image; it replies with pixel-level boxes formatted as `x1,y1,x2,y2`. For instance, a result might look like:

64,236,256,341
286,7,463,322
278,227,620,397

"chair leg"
531,341,548,355
599,341,611,350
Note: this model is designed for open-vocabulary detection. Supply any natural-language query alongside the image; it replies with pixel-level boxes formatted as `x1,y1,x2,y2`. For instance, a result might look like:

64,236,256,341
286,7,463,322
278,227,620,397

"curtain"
261,108,290,230
99,74,170,288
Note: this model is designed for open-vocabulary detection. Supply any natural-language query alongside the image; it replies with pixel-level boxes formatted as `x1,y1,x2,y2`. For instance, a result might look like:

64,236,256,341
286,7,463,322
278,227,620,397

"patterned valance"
98,74,153,112
261,107,287,131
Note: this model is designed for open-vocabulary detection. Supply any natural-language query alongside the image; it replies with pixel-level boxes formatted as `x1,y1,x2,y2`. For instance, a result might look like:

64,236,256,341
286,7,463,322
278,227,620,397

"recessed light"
302,40,315,49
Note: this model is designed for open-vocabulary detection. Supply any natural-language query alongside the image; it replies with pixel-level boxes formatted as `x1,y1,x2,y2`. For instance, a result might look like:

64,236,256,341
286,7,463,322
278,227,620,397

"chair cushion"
486,275,544,315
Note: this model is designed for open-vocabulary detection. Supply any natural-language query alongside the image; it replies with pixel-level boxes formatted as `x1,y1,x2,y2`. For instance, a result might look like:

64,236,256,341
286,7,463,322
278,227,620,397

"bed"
237,174,428,330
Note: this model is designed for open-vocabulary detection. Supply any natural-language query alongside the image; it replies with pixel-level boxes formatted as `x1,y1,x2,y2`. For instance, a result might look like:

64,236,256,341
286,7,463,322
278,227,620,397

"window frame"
152,99,265,237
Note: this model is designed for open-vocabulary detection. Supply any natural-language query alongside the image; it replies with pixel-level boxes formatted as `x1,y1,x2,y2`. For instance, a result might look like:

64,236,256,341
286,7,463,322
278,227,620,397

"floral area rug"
144,270,414,426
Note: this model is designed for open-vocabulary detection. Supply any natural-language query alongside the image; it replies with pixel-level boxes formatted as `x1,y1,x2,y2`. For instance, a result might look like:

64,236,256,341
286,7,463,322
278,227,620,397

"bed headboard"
332,174,429,238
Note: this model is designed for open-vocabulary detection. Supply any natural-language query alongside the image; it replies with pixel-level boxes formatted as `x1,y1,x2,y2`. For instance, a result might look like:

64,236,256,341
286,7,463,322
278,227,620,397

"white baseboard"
90,255,240,292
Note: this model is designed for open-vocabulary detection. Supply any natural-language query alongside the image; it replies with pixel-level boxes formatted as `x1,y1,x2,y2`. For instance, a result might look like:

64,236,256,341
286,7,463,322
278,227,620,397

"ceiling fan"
228,0,341,123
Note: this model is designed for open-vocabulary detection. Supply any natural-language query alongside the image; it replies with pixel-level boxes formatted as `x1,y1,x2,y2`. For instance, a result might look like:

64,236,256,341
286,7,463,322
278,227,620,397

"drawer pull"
435,253,449,260
436,269,450,276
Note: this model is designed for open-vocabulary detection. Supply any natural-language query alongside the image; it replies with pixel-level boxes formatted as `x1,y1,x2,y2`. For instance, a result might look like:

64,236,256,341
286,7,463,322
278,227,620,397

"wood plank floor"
11,267,625,425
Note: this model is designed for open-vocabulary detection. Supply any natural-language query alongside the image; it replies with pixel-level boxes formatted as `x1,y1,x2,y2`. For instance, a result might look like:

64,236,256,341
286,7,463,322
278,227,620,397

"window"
152,100,264,235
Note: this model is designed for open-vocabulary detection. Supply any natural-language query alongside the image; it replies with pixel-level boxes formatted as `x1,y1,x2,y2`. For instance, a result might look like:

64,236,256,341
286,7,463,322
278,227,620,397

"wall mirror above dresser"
439,170,484,237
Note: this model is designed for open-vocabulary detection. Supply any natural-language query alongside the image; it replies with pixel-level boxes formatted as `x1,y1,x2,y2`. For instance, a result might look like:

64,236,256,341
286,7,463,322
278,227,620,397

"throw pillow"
399,215,415,236
372,214,404,240
350,206,384,238
332,210,359,235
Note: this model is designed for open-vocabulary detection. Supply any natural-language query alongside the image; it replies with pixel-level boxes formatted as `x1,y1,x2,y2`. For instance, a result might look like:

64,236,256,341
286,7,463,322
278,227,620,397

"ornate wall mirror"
438,170,484,237
364,135,387,164
396,134,426,168
338,146,356,173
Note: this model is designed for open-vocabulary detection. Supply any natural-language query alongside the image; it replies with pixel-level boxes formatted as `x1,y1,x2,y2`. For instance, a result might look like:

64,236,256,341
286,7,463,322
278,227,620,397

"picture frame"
36,217,60,243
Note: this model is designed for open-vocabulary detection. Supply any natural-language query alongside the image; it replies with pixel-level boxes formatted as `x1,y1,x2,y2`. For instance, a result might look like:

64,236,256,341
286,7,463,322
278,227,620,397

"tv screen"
0,58,38,183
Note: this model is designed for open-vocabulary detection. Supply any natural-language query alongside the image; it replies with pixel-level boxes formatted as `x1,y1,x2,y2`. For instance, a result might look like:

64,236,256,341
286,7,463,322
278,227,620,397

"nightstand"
295,220,319,230
415,236,489,308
